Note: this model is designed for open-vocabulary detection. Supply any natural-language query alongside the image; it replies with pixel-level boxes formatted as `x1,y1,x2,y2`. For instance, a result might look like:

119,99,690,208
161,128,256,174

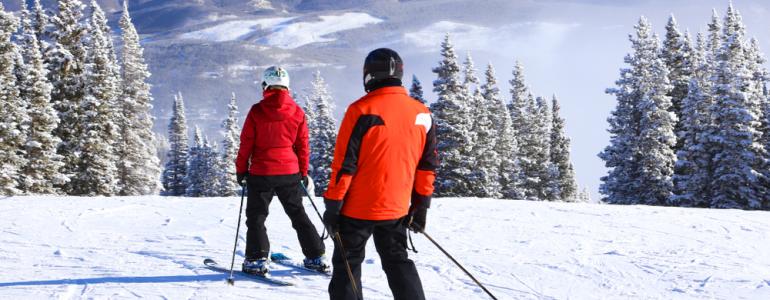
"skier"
322,48,438,300
235,66,328,275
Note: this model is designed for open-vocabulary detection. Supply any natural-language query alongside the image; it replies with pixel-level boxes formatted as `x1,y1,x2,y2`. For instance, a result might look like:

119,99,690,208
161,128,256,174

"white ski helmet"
262,66,290,90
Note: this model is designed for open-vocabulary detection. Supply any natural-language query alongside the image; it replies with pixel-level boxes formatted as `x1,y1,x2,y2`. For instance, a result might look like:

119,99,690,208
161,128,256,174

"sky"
387,0,770,201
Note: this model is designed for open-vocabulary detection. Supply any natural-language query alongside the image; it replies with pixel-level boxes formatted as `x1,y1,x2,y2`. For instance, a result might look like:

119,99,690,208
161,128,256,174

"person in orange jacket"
322,48,438,300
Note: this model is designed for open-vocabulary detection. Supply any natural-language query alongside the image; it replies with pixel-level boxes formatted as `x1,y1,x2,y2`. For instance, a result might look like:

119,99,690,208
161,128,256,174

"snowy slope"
0,196,768,299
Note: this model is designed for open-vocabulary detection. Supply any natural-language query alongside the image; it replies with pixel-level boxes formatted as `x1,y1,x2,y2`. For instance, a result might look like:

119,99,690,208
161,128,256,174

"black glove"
323,199,343,234
408,193,431,232
408,208,427,232
301,176,309,188
236,173,247,186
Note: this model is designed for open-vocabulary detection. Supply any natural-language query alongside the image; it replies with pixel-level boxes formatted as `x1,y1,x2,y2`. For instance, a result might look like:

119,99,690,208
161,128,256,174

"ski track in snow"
0,196,769,299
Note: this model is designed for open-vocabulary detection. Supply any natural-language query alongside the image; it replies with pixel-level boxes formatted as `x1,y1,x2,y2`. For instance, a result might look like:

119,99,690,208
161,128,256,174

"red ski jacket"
236,89,309,177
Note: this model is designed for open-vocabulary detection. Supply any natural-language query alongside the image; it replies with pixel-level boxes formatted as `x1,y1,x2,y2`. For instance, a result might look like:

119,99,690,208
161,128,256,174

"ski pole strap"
407,229,418,253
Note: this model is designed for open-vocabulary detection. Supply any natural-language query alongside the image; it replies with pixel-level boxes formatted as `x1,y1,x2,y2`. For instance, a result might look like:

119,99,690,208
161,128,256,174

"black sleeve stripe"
417,122,438,171
337,114,385,183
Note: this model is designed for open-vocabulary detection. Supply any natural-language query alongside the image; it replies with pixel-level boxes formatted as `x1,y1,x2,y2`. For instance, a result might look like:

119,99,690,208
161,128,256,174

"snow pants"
328,216,425,300
244,173,325,260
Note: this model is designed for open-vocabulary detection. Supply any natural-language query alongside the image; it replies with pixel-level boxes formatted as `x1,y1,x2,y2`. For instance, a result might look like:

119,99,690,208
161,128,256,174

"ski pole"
299,181,328,239
227,186,247,285
412,224,498,300
299,182,361,300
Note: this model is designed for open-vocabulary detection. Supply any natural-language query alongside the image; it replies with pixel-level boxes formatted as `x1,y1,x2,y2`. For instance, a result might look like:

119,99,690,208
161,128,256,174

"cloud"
403,21,581,56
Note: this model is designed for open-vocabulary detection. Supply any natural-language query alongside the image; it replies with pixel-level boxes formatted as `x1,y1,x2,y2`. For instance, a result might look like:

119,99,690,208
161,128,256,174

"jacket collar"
365,86,408,97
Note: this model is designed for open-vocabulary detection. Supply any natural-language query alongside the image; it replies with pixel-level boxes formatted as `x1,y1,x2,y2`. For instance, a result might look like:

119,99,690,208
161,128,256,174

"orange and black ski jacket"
323,86,438,221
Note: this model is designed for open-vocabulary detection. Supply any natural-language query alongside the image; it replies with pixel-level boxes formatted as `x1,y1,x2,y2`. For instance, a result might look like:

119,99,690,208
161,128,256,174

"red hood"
257,89,297,121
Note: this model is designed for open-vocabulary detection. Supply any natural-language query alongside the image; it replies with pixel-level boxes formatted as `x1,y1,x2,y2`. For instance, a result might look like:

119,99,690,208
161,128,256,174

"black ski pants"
329,216,425,300
244,173,325,260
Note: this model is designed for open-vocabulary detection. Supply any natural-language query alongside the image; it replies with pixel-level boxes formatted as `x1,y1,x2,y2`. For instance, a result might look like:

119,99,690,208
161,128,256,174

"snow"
179,17,296,42
179,13,383,49
259,12,383,49
0,196,769,299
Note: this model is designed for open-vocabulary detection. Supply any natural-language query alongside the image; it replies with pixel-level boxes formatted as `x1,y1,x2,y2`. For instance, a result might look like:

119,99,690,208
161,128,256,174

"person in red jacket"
322,49,438,300
235,66,327,275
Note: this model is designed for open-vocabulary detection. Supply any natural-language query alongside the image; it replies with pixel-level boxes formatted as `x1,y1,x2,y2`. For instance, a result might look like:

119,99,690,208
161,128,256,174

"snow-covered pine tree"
660,15,693,154
30,0,49,50
18,9,67,195
464,55,500,198
201,136,223,197
305,70,337,196
508,62,541,200
69,0,122,196
430,34,474,196
548,95,578,201
600,17,676,206
707,9,722,60
577,187,592,203
482,63,521,199
47,0,88,194
409,74,426,104
0,5,28,195
672,33,715,207
527,96,553,200
465,58,502,198
185,126,205,197
218,92,240,196
747,39,770,210
708,5,767,209
118,0,161,195
162,93,189,196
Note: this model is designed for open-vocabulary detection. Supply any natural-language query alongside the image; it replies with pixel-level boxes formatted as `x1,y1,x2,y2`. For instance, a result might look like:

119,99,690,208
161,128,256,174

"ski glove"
408,192,431,232
408,208,427,233
301,176,309,188
237,173,248,186
323,199,343,234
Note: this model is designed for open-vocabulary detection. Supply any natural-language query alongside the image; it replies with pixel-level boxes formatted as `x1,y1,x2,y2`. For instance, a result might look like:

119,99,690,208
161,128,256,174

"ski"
203,258,294,286
270,253,331,276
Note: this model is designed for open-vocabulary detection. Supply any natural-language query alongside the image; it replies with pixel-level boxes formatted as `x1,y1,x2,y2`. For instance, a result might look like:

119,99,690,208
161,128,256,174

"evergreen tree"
747,39,770,209
201,136,223,197
527,96,553,200
409,74,426,104
18,9,67,195
162,92,189,196
672,33,715,207
305,70,337,196
185,127,205,197
0,5,28,195
430,34,474,196
548,95,578,201
508,62,540,199
47,0,88,194
461,54,495,197
70,0,122,196
660,15,693,154
30,0,49,46
118,0,161,195
218,92,240,196
708,5,766,208
600,17,676,205
466,58,500,198
482,63,521,199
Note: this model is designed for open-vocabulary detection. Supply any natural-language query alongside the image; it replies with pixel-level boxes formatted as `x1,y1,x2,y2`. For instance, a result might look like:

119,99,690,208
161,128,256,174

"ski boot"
242,258,269,276
303,255,330,273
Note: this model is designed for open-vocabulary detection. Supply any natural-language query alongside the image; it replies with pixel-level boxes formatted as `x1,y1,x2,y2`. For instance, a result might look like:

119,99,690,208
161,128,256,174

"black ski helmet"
363,48,404,92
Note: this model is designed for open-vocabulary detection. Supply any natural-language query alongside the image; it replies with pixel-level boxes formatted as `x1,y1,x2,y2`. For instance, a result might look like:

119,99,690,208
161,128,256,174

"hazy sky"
385,0,770,201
